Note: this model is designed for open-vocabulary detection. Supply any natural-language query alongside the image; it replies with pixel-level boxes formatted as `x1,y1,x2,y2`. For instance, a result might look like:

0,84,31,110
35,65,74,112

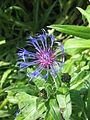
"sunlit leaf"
45,99,61,120
48,25,90,39
77,6,90,26
57,93,72,120
0,69,12,88
64,38,90,55
70,74,90,90
15,92,46,120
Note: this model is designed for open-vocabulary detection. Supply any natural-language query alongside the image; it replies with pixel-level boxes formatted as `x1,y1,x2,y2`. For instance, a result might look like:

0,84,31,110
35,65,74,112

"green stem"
0,98,8,109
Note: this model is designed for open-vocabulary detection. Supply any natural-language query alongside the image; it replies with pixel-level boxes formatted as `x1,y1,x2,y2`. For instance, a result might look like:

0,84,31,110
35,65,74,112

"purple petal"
27,66,44,78
18,48,36,60
42,29,47,40
60,43,64,55
50,65,56,78
38,35,45,50
28,36,41,52
18,60,39,68
42,29,47,49
50,34,55,47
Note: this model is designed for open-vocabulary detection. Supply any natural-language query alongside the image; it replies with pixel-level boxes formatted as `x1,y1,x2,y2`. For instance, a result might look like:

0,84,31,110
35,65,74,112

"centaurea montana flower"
17,30,64,80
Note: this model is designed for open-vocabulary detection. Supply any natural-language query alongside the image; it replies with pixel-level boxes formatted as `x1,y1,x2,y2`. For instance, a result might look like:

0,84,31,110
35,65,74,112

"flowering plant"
18,30,64,81
0,1,90,120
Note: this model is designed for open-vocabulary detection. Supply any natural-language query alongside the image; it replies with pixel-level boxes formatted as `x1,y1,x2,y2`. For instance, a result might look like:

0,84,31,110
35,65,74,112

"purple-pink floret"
17,30,64,79
36,48,55,68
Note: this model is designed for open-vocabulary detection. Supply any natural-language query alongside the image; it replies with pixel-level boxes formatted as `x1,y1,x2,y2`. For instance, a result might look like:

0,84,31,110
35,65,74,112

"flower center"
36,48,55,68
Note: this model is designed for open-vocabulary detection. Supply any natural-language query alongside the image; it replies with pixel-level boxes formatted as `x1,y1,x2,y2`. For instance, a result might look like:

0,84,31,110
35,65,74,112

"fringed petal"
27,66,44,78
18,60,39,68
50,34,54,47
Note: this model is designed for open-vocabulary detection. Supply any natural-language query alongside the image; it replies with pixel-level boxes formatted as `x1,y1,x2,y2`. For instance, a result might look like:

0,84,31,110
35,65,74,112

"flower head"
18,30,64,80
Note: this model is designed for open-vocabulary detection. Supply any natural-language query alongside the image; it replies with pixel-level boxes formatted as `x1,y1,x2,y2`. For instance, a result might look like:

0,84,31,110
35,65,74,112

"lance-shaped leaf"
77,6,90,26
48,25,90,39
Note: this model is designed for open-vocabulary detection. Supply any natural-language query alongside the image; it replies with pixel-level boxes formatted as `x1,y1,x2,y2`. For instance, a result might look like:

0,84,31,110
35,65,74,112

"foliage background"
0,0,90,120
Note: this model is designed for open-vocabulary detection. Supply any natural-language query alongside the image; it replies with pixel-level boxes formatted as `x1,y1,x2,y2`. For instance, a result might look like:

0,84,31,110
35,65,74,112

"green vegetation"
0,0,90,120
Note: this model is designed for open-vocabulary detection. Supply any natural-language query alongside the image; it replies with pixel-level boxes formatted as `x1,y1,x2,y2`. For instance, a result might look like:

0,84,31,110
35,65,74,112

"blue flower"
17,30,64,80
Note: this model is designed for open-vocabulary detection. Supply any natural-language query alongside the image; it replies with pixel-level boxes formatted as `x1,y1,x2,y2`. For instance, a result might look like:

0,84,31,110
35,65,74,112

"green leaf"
45,99,61,120
33,0,40,32
70,90,85,118
0,69,12,88
70,70,85,87
77,6,90,26
64,38,90,55
0,110,10,118
0,40,5,45
5,83,39,96
62,58,74,73
86,85,90,119
57,93,72,120
34,78,46,90
15,92,46,120
5,6,26,13
40,1,56,27
0,61,9,67
48,25,90,39
70,74,90,90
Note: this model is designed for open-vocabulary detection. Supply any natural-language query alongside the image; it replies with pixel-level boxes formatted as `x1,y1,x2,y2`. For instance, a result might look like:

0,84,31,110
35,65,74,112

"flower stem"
0,98,8,109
